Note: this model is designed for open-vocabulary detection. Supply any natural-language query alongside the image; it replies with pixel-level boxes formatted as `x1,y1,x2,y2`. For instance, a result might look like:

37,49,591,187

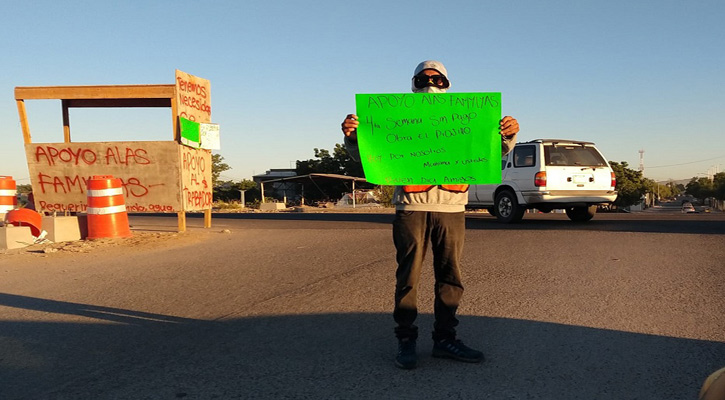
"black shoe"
395,339,417,369
432,339,484,363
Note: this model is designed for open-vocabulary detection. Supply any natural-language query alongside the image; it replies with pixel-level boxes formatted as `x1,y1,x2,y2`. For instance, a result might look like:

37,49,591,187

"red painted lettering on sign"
176,77,208,98
182,151,206,172
35,146,98,166
34,145,151,166
183,187,213,208
38,200,88,213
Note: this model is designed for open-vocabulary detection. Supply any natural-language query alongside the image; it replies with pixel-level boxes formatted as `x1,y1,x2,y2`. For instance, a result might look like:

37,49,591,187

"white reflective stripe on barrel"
0,205,14,211
0,189,16,196
87,187,124,197
87,205,127,215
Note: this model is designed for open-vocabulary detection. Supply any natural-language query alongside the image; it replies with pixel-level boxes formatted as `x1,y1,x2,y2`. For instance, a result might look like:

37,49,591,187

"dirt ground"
0,206,382,260
1,228,218,265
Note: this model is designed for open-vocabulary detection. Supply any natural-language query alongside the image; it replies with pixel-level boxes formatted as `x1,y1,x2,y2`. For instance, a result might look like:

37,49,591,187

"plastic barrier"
5,208,42,237
0,176,17,213
86,175,132,240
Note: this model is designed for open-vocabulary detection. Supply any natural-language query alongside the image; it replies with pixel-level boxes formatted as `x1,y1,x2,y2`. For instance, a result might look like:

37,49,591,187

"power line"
647,155,725,169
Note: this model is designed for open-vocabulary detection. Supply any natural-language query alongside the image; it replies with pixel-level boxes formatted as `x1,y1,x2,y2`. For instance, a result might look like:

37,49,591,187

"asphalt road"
1,207,723,399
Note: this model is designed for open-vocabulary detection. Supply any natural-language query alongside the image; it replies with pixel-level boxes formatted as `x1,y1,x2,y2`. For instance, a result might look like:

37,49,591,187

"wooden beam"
65,98,172,108
15,85,175,100
16,100,31,144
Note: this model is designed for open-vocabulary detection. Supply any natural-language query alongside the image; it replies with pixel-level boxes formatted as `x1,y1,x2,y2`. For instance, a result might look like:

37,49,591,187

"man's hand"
341,114,359,141
500,116,519,139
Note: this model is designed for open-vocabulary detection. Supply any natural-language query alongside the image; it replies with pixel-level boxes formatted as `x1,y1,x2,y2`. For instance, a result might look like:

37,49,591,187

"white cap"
413,60,448,79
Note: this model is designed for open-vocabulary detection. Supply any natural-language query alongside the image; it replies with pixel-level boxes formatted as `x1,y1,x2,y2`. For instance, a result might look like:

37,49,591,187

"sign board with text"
25,141,212,213
355,92,502,186
17,71,215,216
174,70,214,208
175,69,211,124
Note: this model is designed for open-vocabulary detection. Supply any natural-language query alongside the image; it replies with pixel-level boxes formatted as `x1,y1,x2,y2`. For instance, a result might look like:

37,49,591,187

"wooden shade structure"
16,79,213,232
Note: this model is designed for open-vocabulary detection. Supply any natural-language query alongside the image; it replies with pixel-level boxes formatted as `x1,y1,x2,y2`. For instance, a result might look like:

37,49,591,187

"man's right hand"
341,114,359,141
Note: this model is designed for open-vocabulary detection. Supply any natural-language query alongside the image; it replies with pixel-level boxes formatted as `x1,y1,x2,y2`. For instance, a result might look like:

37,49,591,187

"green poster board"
180,117,200,148
355,92,502,186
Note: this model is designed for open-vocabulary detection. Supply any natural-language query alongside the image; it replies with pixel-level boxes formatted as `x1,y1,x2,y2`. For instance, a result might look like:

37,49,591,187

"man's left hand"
500,116,519,139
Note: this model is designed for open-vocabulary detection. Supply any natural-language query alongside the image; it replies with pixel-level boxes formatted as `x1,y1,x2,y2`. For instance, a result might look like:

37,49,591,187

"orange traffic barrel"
0,176,17,213
86,175,132,240
5,208,42,237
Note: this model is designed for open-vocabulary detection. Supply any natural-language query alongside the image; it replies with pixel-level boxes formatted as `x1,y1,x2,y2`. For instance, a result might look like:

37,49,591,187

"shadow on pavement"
1,294,723,399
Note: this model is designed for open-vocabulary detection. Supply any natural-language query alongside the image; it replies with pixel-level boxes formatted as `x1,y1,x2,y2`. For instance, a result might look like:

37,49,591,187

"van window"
514,146,536,167
544,145,607,167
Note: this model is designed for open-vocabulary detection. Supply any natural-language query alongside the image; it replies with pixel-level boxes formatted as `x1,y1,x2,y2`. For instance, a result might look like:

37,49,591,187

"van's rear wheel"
495,190,525,223
566,205,597,222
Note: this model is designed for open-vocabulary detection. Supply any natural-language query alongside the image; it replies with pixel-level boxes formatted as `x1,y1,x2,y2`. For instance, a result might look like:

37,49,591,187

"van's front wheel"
566,205,597,222
495,190,525,223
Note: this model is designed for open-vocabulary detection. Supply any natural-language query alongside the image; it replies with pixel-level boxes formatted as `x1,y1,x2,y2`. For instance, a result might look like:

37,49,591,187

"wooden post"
61,100,71,143
171,95,179,141
260,182,265,203
204,209,212,228
16,100,31,144
352,180,356,208
177,211,186,232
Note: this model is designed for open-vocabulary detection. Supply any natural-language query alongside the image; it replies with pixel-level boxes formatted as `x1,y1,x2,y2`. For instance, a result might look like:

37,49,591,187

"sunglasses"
412,74,450,89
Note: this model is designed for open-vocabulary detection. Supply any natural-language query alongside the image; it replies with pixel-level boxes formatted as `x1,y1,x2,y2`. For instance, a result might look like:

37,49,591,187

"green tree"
211,154,230,188
685,177,714,201
609,161,648,207
239,179,258,191
665,181,683,198
295,144,371,202
296,145,364,177
714,172,725,201
332,143,365,178
213,179,261,204
645,180,674,202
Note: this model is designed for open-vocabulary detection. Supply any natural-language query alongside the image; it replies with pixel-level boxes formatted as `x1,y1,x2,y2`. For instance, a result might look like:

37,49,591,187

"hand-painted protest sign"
355,92,501,186
24,141,212,213
175,71,214,208
175,69,211,123
199,123,220,150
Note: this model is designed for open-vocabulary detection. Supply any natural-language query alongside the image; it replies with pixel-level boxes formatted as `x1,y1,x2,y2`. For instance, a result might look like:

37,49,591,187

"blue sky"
2,0,723,185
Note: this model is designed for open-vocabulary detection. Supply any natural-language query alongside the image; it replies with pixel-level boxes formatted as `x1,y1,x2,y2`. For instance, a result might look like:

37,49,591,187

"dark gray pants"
392,210,465,341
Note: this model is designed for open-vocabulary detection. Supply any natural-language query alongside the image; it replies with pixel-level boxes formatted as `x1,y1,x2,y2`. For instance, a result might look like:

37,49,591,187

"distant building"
252,169,299,201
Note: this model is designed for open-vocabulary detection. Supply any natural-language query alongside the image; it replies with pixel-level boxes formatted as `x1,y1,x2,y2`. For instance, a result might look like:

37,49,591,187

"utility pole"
638,149,645,175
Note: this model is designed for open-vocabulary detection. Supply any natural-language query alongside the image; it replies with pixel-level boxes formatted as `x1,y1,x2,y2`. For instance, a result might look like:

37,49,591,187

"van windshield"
544,145,607,167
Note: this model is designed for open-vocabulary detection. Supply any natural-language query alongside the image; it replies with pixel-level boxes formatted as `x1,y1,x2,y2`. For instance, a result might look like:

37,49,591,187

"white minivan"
468,139,618,222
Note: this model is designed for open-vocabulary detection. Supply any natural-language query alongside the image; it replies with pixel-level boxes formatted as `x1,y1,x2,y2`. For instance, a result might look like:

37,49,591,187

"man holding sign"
341,60,519,369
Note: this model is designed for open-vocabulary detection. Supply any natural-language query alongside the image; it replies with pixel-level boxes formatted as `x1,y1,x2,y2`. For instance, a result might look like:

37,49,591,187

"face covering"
412,85,447,94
